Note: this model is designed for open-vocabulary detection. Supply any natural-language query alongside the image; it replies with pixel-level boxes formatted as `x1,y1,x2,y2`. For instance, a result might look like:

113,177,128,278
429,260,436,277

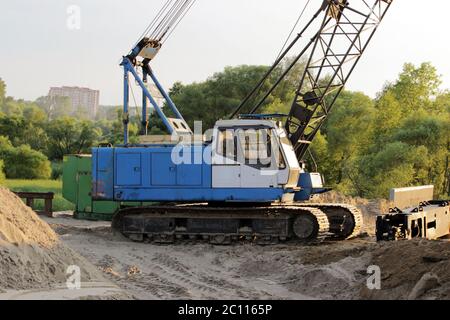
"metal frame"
287,0,392,159
121,57,190,143
232,0,393,160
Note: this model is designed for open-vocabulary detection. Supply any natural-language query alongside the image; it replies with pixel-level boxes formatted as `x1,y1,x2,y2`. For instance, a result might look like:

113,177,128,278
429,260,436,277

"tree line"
0,61,448,198
0,81,134,180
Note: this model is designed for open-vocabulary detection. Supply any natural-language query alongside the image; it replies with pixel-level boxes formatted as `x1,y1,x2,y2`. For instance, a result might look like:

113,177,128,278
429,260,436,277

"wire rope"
163,0,196,43
238,0,312,115
275,0,311,61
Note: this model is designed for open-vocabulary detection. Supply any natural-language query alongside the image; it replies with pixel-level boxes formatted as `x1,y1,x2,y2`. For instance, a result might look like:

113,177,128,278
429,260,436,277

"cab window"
237,128,272,168
217,129,236,162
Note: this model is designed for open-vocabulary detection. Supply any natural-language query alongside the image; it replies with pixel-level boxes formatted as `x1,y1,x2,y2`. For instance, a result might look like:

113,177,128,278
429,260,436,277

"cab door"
236,128,279,188
212,129,241,188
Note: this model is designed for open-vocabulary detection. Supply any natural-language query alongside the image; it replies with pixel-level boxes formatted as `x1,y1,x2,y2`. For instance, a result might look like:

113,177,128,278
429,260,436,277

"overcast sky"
1,0,449,105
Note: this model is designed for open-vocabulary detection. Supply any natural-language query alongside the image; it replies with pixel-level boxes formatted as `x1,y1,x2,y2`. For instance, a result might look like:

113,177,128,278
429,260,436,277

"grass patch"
2,179,74,212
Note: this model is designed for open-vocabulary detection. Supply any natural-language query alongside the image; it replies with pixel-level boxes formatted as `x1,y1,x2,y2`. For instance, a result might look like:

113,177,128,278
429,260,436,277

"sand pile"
0,187,103,291
0,188,58,247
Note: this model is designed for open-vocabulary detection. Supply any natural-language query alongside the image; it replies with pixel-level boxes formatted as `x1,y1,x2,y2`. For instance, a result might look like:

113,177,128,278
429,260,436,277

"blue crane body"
92,146,287,203
91,0,393,244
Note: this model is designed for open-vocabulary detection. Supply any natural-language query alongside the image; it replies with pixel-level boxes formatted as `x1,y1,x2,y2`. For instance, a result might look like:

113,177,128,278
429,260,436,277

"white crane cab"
210,119,301,192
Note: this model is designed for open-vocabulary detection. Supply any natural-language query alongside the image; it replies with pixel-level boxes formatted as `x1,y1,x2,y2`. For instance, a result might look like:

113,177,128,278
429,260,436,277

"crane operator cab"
211,119,300,195
210,118,329,201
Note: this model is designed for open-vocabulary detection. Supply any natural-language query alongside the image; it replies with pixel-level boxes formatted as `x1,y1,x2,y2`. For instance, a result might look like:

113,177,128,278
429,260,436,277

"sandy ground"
0,282,126,300
2,185,447,301
41,212,450,300
8,188,447,300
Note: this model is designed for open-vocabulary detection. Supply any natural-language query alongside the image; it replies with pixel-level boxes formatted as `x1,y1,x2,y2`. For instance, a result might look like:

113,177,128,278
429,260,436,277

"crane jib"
231,0,393,162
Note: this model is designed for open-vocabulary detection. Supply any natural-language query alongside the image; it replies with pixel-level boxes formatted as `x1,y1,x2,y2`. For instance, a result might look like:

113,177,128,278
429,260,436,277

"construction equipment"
62,155,153,221
63,155,118,220
91,0,394,243
376,186,450,241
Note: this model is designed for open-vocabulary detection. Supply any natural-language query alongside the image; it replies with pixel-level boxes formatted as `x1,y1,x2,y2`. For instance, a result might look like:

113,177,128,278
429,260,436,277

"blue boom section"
92,146,285,203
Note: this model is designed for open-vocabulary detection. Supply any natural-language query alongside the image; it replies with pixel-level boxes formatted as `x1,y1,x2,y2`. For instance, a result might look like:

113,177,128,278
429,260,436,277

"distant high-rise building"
48,86,100,119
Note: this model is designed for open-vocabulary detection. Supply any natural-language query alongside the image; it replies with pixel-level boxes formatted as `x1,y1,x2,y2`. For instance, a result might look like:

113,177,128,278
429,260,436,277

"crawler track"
295,203,363,240
111,202,363,244
112,204,332,245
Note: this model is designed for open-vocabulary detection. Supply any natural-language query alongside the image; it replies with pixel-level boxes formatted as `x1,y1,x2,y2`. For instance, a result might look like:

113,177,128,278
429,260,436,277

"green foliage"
302,91,376,195
0,108,48,151
94,108,140,145
380,62,441,113
354,63,450,197
169,61,306,131
51,161,63,180
171,65,280,130
372,91,402,142
0,78,5,107
0,160,5,184
23,104,47,123
35,95,72,120
308,131,329,173
0,137,51,179
302,62,449,198
0,136,14,167
46,117,102,160
0,114,28,146
358,142,428,197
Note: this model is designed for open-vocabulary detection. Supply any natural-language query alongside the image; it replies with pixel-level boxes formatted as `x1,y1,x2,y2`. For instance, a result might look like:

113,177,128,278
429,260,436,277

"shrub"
2,144,51,179
0,160,5,184
51,161,63,180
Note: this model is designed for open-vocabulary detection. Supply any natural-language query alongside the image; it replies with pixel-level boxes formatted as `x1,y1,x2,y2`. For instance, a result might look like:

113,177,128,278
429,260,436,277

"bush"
0,135,13,153
0,136,13,182
0,160,5,184
0,135,52,179
51,161,63,180
2,144,51,179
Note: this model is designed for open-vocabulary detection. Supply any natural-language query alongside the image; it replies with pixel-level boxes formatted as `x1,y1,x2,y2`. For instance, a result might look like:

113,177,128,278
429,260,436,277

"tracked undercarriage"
112,203,363,245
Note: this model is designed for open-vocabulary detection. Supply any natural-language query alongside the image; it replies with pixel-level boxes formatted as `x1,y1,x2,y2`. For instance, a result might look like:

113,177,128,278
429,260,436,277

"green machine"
62,155,118,221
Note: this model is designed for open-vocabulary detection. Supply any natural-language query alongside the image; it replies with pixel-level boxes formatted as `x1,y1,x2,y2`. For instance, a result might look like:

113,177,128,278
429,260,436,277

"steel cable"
163,0,196,43
151,0,187,40
155,0,188,40
150,0,181,39
231,0,313,117
275,0,311,61
133,0,172,48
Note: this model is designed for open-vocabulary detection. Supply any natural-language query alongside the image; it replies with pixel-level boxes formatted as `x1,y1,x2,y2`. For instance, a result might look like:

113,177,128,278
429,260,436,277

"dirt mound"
231,243,372,300
0,187,104,290
360,240,450,299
